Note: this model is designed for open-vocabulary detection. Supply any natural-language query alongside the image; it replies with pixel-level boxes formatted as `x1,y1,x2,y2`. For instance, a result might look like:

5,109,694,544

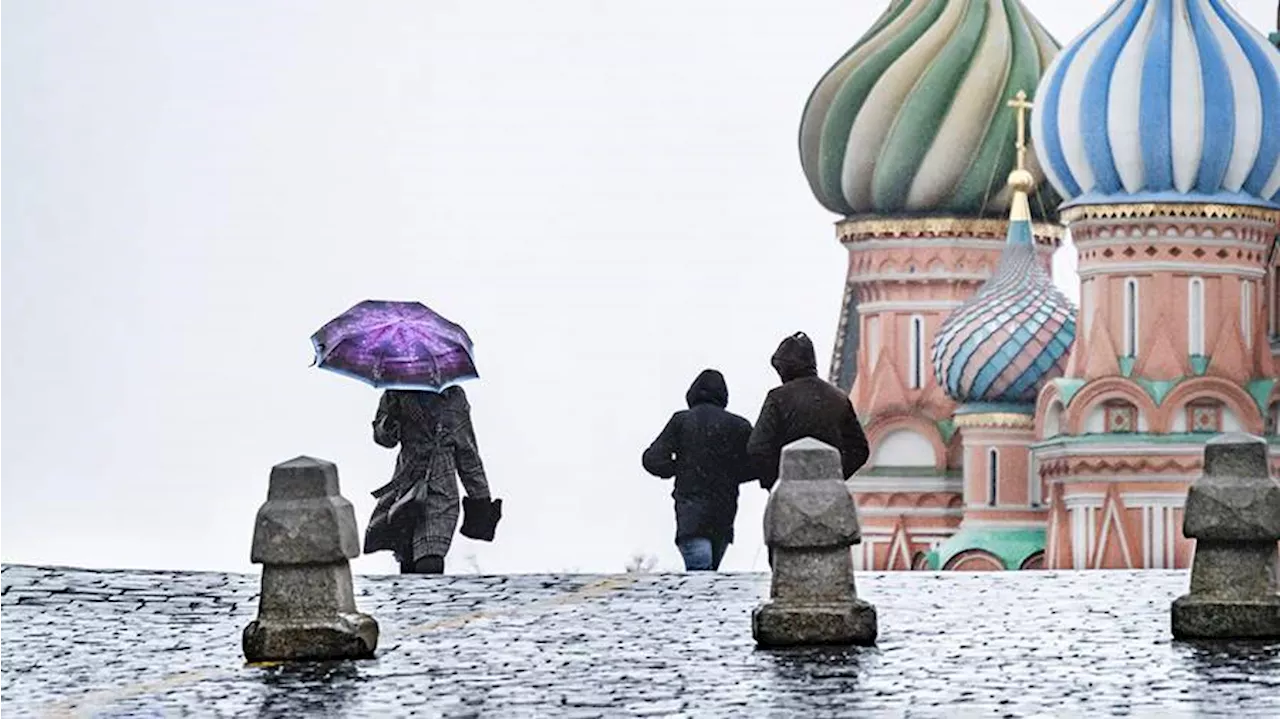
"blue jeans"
677,537,728,571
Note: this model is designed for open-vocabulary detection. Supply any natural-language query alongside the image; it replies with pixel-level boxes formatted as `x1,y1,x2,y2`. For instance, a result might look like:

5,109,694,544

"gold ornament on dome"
836,217,1063,243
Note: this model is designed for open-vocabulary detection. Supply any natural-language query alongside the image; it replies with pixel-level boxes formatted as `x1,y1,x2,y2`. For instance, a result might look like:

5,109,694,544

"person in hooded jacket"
641,369,755,571
748,332,870,490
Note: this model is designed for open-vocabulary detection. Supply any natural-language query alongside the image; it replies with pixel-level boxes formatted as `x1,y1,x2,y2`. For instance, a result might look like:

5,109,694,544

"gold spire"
1006,89,1035,221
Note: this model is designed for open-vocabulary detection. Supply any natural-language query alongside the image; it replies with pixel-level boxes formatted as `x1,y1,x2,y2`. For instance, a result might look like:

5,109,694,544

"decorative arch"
865,413,948,472
1066,378,1159,435
944,550,1005,571
1158,377,1264,434
1020,551,1046,570
1034,384,1067,440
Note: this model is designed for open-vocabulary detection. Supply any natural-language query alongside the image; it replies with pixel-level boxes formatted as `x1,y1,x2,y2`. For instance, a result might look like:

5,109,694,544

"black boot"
413,555,445,574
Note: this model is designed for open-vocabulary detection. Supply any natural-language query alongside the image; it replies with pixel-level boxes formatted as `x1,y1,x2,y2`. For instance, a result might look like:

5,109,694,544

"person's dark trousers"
400,555,445,574
677,537,728,571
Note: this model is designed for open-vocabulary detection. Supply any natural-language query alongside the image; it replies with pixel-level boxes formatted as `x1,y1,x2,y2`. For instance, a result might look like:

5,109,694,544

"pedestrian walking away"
748,332,870,490
642,369,755,571
363,387,501,574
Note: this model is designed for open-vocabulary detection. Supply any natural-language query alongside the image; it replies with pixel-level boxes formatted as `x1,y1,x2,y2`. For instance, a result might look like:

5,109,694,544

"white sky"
4,0,1276,575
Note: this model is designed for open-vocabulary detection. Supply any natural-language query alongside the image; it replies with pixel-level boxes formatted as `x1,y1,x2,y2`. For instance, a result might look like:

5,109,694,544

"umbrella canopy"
311,300,478,391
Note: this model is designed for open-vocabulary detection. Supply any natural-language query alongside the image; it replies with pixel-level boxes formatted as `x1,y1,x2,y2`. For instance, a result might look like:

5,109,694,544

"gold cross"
1007,89,1033,172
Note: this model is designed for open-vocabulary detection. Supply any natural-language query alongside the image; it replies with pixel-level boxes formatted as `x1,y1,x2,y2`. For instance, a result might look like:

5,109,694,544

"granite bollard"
752,438,877,647
1171,434,1280,640
243,456,379,661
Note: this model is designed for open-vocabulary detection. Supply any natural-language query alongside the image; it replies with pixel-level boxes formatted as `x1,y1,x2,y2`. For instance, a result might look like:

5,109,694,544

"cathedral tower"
1029,0,1280,570
798,0,1064,569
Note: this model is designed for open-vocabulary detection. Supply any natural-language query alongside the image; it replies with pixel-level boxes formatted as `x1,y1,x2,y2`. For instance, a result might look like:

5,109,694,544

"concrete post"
752,438,877,647
1172,434,1280,640
243,456,379,661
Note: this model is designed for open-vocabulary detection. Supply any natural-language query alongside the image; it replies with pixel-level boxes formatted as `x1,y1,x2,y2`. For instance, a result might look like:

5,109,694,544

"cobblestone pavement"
3,565,1280,717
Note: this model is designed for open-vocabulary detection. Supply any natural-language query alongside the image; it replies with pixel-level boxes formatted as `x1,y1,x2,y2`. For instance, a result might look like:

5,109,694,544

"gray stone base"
752,599,877,647
243,612,379,662
1171,595,1280,640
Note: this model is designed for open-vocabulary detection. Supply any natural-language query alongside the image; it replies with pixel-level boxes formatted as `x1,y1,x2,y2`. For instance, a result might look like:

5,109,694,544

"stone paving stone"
3,566,1280,716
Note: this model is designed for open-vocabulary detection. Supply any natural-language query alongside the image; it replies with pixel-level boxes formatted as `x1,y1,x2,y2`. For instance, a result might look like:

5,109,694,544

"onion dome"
799,0,1062,218
932,164,1077,404
1033,0,1280,209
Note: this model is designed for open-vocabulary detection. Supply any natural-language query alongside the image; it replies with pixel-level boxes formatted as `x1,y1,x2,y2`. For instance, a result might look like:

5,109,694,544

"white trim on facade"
848,477,964,493
856,300,965,313
849,271,990,284
1079,264,1266,279
857,507,964,518
957,519,1047,530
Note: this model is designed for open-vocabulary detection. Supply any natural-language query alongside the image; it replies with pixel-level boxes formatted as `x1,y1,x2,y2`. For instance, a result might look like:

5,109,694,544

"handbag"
460,497,503,542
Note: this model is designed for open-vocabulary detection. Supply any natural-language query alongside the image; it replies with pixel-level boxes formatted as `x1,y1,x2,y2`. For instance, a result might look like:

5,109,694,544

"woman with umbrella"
312,300,502,574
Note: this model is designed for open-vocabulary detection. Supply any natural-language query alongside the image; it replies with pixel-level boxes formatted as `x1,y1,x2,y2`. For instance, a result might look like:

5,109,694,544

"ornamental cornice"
1038,456,1201,477
836,217,1063,243
952,412,1035,430
1061,203,1280,225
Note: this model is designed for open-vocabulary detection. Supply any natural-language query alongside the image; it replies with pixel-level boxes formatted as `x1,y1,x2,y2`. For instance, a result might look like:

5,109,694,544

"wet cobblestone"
3,565,1279,717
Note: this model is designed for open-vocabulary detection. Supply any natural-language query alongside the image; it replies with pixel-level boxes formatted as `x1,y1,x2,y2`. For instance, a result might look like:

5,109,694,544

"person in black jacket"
748,332,870,490
642,369,755,571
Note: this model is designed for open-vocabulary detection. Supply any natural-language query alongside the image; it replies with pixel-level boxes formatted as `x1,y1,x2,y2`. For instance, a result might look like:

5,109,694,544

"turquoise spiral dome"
799,0,1063,218
931,178,1078,404
1032,0,1280,209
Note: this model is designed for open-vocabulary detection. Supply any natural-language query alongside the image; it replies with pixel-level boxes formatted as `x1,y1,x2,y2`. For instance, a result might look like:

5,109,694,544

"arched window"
987,448,999,507
1188,277,1205,355
1242,280,1253,349
908,315,925,389
1124,278,1139,358
867,316,881,370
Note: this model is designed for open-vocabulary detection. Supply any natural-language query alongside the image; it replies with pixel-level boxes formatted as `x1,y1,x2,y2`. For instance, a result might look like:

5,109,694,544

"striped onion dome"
1033,0,1280,209
799,0,1063,218
931,172,1077,404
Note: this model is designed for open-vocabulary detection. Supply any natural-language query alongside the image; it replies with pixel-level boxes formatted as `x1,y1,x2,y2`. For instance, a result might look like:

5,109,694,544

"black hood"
685,369,729,409
771,332,818,382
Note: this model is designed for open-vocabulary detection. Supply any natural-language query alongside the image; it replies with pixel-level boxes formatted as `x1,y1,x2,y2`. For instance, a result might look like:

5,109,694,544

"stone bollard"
1171,434,1280,640
752,438,877,647
243,456,379,662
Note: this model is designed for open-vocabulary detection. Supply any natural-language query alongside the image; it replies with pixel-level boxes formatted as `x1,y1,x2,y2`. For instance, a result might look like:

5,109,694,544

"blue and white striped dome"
1033,0,1280,209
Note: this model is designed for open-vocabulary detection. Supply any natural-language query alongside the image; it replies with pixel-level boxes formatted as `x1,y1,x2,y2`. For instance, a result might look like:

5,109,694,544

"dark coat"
748,333,870,490
363,387,491,563
641,370,754,543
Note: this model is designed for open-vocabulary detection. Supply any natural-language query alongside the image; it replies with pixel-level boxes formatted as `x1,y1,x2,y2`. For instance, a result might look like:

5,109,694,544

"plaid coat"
363,387,491,563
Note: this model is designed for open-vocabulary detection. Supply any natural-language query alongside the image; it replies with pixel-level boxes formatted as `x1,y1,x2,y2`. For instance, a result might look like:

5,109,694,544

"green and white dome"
800,0,1063,218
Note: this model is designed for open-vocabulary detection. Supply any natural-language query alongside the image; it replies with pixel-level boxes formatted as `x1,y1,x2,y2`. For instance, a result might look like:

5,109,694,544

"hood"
771,332,818,382
685,369,729,409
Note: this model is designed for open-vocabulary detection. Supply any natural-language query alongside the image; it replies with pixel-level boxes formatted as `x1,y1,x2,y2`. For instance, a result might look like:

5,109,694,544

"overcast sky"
4,0,1276,575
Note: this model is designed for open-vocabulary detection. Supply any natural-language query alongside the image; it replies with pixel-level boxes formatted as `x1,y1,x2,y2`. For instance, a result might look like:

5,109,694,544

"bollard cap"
1204,434,1269,479
251,457,361,565
268,456,341,500
1183,435,1280,542
779,438,843,482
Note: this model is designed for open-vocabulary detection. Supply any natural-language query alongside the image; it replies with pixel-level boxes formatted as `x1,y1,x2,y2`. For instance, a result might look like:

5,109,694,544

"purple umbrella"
311,300,478,391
